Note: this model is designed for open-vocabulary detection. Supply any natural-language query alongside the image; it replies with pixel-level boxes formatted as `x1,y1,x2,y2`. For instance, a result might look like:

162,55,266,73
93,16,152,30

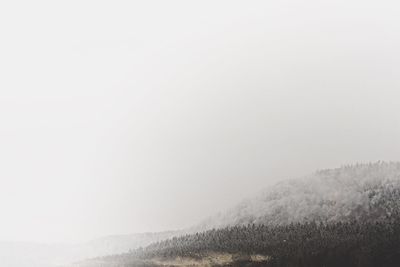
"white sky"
0,0,400,243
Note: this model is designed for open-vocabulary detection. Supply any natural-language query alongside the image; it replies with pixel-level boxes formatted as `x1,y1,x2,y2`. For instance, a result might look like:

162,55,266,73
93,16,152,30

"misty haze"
1,1,400,267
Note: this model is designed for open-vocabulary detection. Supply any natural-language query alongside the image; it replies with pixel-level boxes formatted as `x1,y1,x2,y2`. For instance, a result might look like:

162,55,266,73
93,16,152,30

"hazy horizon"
1,0,400,244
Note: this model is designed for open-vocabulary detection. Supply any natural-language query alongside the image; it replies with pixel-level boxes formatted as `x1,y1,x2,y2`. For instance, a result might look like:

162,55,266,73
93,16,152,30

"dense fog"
1,0,400,266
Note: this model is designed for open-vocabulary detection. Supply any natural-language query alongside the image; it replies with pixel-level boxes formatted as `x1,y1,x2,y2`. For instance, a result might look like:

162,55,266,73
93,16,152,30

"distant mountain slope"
0,231,181,267
199,162,400,229
83,231,181,257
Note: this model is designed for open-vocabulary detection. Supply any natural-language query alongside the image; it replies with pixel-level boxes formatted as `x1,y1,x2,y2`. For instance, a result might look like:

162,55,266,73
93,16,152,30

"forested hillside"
199,162,400,229
79,162,400,267
81,219,400,267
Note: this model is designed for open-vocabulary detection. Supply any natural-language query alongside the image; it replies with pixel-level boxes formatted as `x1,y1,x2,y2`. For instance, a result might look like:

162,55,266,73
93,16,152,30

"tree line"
134,218,400,267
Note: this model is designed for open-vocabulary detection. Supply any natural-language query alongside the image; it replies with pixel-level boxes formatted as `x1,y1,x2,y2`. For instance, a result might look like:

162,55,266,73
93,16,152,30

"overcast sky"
0,0,400,243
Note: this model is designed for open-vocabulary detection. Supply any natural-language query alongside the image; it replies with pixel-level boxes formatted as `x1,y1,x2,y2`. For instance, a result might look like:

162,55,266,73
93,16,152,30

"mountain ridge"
197,162,400,230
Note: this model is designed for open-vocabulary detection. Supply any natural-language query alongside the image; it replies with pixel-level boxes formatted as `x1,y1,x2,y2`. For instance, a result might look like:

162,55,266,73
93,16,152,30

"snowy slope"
199,162,400,229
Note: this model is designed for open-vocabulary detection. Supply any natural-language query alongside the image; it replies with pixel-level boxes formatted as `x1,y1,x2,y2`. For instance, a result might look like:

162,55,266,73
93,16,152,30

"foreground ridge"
82,219,400,267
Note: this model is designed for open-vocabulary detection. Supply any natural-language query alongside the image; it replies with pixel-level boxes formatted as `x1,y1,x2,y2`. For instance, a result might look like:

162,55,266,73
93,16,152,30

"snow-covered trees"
138,219,400,267
200,162,400,229
84,162,400,267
